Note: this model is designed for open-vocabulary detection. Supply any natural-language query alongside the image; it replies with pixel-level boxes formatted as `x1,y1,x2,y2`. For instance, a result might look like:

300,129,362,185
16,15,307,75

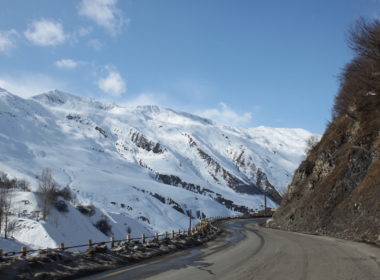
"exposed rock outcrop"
155,173,252,213
186,134,283,203
268,108,380,243
269,19,380,244
130,130,165,154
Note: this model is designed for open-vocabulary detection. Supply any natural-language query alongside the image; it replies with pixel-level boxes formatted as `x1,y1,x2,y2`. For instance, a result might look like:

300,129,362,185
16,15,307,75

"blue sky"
0,0,378,133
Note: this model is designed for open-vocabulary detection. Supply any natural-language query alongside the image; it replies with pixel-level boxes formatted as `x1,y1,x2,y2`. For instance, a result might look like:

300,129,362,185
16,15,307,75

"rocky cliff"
268,19,380,244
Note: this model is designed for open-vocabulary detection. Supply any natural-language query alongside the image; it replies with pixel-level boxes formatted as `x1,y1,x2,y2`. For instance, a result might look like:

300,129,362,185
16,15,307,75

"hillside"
268,19,380,244
0,87,314,250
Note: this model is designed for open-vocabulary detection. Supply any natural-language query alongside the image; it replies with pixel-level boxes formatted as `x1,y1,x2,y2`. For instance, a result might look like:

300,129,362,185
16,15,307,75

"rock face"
269,19,380,244
269,107,380,243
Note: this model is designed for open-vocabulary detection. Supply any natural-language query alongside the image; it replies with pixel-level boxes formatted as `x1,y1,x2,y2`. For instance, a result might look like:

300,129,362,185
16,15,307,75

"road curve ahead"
80,219,380,280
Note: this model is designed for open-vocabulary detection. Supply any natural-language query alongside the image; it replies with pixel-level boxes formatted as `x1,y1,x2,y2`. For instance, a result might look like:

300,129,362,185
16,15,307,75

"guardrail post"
172,230,175,239
21,246,27,257
88,239,93,248
110,237,115,248
142,233,146,243
127,234,131,244
0,249,3,261
60,243,65,251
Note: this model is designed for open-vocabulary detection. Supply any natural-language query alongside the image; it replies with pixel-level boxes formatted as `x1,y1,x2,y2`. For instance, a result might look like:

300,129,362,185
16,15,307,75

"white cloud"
55,59,82,69
197,103,252,127
0,73,67,98
98,68,126,96
78,26,93,37
0,29,18,54
24,19,66,46
88,39,102,50
69,26,93,44
78,0,128,36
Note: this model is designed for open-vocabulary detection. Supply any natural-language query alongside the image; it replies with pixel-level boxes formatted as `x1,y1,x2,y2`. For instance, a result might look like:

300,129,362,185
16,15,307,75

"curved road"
81,218,380,280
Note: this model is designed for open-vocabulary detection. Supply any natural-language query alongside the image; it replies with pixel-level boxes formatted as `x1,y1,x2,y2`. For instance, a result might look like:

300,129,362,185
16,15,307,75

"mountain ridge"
0,88,316,249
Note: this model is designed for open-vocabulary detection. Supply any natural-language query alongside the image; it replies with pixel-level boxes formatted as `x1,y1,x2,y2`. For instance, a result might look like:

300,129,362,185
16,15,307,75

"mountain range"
0,88,315,250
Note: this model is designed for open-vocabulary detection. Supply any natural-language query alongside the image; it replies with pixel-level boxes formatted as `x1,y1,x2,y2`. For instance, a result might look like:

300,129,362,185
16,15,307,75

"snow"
0,238,25,253
0,88,318,251
1,191,150,251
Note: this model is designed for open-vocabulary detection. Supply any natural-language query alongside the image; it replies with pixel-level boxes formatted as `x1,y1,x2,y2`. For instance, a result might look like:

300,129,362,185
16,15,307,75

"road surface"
80,218,380,280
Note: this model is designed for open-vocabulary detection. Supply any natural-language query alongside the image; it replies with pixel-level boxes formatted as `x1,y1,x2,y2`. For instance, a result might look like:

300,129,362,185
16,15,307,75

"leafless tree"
333,18,380,118
348,17,380,61
16,179,31,192
305,135,320,154
0,187,12,238
0,188,6,235
37,168,59,220
0,171,31,238
5,219,17,238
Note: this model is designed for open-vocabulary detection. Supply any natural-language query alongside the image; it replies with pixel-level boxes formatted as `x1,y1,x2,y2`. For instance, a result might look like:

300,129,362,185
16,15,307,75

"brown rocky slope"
268,18,380,244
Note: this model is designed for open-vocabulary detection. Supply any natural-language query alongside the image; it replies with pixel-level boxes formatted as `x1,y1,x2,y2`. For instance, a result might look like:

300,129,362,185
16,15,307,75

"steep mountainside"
268,105,380,243
0,87,314,249
268,19,380,244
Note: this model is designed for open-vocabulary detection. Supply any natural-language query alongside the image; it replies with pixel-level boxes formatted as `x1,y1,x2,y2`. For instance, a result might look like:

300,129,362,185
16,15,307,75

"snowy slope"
0,88,316,249
2,191,151,251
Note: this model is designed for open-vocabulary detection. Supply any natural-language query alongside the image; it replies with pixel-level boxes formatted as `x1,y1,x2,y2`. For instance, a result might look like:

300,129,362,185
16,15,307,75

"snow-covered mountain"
0,88,315,250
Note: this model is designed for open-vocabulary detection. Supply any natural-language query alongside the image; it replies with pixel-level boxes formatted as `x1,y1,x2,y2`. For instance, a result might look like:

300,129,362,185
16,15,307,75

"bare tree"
305,135,320,154
348,17,380,61
333,18,380,118
5,219,17,238
0,187,5,235
0,172,30,238
0,187,12,238
16,179,31,192
38,168,59,220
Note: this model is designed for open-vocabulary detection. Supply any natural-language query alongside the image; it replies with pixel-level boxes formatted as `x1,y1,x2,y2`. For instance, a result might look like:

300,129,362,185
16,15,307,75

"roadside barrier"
0,215,229,261
0,212,272,261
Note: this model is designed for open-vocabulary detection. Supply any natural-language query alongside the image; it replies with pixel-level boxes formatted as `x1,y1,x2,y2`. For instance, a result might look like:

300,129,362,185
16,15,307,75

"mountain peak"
32,90,115,111
32,90,82,105
0,87,16,97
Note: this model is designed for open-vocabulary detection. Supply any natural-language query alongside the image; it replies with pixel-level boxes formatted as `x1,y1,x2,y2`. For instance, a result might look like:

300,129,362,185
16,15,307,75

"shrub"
138,216,150,223
55,200,69,213
0,171,31,191
305,135,320,154
95,218,112,236
76,204,96,216
57,186,75,202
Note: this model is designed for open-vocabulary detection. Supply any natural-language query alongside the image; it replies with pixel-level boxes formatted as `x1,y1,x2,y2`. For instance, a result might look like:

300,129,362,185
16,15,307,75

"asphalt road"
80,218,380,280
